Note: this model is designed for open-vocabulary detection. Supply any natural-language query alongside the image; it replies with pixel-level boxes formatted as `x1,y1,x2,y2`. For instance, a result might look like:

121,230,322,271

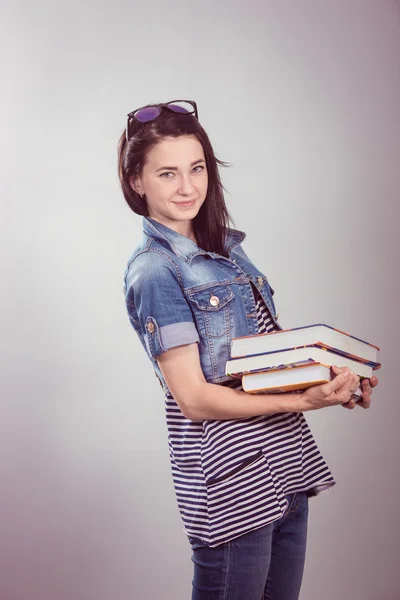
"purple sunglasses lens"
134,106,162,123
168,103,191,114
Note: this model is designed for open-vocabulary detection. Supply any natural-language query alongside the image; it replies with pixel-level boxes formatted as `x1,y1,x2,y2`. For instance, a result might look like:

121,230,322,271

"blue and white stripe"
165,288,335,547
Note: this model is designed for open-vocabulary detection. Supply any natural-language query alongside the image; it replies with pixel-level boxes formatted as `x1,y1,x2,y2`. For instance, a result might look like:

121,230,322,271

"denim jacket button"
209,295,220,307
147,321,155,333
257,276,263,286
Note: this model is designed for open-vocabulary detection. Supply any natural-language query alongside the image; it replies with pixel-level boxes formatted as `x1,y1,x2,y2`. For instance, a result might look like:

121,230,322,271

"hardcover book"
230,323,380,364
225,345,380,379
242,362,363,397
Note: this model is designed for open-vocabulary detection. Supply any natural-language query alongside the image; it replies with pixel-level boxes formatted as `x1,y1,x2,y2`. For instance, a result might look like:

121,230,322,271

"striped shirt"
165,287,335,547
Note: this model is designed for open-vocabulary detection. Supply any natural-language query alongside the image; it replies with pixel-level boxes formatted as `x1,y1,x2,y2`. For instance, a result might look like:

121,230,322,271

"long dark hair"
117,106,233,256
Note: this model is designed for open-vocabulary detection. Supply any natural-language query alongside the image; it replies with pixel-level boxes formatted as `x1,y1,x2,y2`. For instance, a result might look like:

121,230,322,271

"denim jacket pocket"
187,283,235,339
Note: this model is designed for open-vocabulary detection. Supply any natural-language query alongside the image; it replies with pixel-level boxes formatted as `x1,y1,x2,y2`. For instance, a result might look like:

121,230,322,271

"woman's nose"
178,175,195,195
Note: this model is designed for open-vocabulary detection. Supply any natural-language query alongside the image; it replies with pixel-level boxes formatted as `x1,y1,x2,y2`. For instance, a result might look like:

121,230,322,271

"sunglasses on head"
126,100,198,141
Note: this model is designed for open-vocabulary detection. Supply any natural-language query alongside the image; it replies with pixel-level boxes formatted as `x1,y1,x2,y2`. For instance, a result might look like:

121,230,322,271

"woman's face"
132,135,208,233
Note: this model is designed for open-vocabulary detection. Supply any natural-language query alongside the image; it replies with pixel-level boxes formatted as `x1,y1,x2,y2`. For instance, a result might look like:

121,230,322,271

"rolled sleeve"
157,321,199,350
126,252,200,359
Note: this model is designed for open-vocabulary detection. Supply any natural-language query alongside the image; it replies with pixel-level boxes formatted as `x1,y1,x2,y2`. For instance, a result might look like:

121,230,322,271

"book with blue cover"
230,323,380,364
241,362,363,396
225,345,380,379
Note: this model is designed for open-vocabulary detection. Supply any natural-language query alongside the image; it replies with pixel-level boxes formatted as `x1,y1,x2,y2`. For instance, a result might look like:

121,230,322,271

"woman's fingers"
355,378,373,409
330,366,360,404
370,375,379,388
324,369,350,397
342,398,357,410
354,376,379,409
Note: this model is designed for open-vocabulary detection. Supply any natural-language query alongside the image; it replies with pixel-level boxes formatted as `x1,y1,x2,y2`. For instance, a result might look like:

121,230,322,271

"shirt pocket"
205,448,287,542
187,283,235,339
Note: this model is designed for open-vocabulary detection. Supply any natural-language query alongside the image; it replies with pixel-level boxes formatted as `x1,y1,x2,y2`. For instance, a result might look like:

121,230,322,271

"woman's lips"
174,200,196,207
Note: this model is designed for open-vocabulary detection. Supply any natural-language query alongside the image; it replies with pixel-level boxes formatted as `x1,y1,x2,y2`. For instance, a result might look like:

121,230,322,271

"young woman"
118,100,378,600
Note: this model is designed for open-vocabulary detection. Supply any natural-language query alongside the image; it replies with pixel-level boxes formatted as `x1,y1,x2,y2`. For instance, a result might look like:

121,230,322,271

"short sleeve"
125,251,200,359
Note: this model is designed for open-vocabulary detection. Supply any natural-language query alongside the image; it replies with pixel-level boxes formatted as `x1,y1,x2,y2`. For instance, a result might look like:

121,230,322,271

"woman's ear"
129,175,143,196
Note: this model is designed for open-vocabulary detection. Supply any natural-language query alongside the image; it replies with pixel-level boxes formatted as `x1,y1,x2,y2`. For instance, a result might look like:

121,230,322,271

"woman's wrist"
238,389,307,416
271,391,308,414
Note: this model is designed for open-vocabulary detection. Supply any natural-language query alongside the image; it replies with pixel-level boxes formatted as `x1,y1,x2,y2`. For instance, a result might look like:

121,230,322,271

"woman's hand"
338,367,379,410
299,366,360,412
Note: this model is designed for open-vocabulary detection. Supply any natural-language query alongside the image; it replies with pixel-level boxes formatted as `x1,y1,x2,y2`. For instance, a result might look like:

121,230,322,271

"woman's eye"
159,166,204,178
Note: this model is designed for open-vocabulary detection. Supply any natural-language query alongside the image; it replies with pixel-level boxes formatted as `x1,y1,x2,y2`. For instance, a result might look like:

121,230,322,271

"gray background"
1,0,399,599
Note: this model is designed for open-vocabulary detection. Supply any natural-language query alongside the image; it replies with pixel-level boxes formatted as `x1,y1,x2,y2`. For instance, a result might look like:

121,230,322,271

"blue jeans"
189,491,309,600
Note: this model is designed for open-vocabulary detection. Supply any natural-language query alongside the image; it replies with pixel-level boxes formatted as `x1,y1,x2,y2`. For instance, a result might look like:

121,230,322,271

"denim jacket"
124,217,281,395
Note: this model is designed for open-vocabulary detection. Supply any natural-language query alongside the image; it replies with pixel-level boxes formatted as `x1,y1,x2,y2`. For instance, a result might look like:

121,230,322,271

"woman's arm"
157,343,359,421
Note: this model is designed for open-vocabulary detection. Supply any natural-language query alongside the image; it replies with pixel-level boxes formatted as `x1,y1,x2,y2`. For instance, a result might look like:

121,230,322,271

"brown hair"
117,107,233,256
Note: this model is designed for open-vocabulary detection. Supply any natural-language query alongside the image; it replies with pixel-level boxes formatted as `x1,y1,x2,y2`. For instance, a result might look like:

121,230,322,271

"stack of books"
225,324,381,399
